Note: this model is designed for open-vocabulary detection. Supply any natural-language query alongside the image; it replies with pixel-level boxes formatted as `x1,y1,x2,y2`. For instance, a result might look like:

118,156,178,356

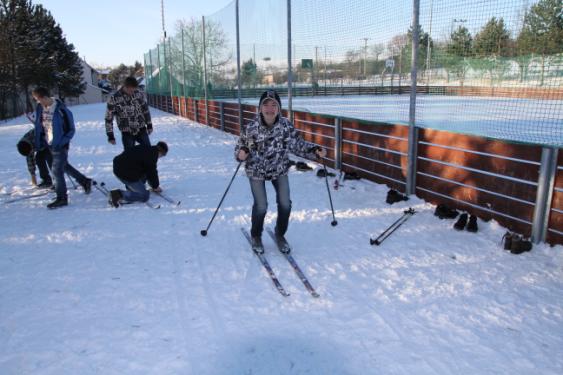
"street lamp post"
362,37,369,78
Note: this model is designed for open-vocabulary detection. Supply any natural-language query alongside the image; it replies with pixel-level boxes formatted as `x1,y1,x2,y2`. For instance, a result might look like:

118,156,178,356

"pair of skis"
3,188,53,204
92,181,161,209
241,228,319,298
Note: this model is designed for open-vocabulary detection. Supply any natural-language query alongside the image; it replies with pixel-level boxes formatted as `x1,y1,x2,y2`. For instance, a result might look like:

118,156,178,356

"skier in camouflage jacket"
235,90,326,249
105,76,153,149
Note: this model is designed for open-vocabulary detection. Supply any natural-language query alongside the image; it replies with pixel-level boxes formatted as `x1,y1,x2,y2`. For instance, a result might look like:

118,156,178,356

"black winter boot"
274,229,291,254
109,189,122,208
386,189,409,205
510,235,533,255
37,180,53,189
47,196,68,209
251,236,264,254
466,215,478,233
453,213,468,230
82,178,92,194
434,204,459,219
502,232,513,250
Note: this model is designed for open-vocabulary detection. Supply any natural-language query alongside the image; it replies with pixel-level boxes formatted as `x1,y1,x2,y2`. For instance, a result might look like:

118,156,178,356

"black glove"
309,145,321,153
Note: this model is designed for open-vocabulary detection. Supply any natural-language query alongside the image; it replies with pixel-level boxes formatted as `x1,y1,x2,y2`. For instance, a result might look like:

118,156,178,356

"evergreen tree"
442,26,473,85
108,61,143,89
517,0,563,85
0,0,85,117
472,17,512,85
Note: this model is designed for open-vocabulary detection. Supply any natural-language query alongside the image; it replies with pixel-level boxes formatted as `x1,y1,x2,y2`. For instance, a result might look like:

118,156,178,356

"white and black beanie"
258,90,282,111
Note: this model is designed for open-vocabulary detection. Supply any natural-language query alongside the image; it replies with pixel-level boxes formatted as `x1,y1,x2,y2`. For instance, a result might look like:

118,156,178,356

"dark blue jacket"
33,99,75,150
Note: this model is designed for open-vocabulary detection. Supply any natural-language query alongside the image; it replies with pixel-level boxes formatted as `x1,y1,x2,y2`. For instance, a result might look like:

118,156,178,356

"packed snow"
1,103,562,374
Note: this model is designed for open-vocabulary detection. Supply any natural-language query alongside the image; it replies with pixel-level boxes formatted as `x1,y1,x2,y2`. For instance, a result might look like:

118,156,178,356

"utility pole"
314,46,319,90
362,37,369,77
425,0,433,85
161,0,173,101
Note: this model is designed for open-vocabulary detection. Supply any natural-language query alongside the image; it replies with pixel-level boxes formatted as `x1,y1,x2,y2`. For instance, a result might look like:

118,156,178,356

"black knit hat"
156,141,168,155
259,90,282,110
17,140,32,156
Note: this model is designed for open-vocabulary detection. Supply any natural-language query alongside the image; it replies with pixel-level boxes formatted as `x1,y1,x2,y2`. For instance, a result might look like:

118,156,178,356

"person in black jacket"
17,128,53,188
110,141,168,207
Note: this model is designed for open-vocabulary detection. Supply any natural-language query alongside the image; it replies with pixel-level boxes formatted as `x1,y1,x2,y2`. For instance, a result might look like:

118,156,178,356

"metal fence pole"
531,147,558,243
167,38,174,112
157,44,162,96
334,117,342,170
181,28,187,116
143,53,149,96
235,0,242,129
287,0,293,122
149,50,154,95
202,16,209,124
220,102,225,132
406,0,420,196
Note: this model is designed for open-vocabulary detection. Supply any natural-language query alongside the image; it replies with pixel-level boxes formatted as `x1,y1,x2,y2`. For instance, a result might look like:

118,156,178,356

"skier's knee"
253,202,268,215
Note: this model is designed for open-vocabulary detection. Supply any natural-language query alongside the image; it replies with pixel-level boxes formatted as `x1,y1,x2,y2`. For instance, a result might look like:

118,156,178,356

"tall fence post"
235,0,242,130
181,28,186,116
220,102,225,132
406,0,420,196
334,117,342,170
531,147,559,244
287,0,293,122
157,44,162,96
168,38,174,112
194,99,199,123
202,16,209,125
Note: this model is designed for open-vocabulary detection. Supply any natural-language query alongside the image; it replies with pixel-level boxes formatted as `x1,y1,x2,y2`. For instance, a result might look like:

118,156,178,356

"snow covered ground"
1,103,562,374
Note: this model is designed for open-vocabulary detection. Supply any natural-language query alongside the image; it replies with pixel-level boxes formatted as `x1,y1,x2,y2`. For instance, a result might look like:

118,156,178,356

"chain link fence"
144,0,562,245
145,0,562,147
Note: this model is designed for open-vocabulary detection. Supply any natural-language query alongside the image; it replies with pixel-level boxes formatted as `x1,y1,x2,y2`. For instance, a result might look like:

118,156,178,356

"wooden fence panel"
207,100,221,129
223,103,240,135
293,111,336,169
547,152,563,244
417,128,542,236
341,120,409,191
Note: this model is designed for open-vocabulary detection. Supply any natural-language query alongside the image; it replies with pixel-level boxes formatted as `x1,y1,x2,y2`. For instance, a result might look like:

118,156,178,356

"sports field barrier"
148,92,562,246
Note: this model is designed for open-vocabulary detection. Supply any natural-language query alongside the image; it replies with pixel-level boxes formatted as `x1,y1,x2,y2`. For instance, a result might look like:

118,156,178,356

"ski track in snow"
0,103,562,374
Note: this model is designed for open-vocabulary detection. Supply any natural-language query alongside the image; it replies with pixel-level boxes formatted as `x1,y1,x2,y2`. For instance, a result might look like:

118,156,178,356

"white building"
66,59,109,106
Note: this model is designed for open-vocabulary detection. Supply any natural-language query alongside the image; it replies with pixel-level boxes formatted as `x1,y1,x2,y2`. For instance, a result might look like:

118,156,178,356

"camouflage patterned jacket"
105,89,152,141
234,115,319,180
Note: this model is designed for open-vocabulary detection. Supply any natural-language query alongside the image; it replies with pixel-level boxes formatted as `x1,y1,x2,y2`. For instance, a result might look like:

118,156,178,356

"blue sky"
35,0,528,68
35,0,233,67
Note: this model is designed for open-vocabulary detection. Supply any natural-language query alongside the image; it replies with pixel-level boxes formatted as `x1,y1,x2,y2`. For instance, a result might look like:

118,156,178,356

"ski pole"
91,180,107,196
370,207,415,245
66,172,78,189
99,182,110,194
200,162,242,236
152,191,181,206
321,161,338,226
